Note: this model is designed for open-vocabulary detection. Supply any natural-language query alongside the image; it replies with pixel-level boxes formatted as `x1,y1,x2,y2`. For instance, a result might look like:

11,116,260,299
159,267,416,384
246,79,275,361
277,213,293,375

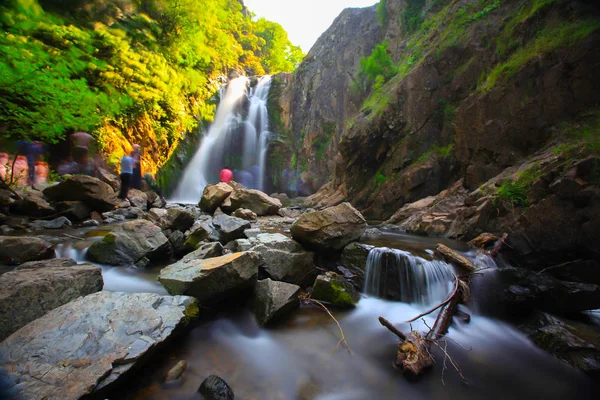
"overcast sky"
243,0,378,53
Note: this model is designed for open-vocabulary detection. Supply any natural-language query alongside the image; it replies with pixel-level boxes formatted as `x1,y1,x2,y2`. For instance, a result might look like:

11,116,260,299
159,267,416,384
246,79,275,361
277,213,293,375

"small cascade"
171,75,272,203
364,247,455,306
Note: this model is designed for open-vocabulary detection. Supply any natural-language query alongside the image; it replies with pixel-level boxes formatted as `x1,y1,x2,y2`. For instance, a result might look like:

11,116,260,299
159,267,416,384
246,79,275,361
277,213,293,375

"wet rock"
520,312,600,377
29,216,72,230
82,219,100,227
200,183,234,213
339,242,373,290
311,271,360,308
291,202,366,250
181,242,223,262
230,188,282,216
87,220,170,266
543,259,600,286
184,216,218,249
165,360,187,382
9,189,55,217
159,252,262,304
233,208,258,221
0,259,103,340
224,238,252,253
244,228,261,238
253,278,300,325
469,232,500,249
127,189,148,211
0,236,55,264
54,201,91,222
198,375,234,400
250,233,318,286
213,214,251,244
43,174,119,212
0,292,199,399
168,230,186,258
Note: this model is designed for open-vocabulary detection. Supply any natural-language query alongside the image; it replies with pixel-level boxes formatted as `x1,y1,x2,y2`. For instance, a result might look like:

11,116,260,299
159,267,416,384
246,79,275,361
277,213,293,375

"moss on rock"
311,271,360,308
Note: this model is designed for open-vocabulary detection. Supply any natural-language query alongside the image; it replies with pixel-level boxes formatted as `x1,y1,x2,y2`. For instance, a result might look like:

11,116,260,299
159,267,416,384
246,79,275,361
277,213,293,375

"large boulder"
290,202,366,250
126,189,148,211
184,216,218,249
253,278,300,326
9,189,55,217
0,259,103,341
249,233,317,286
0,236,55,265
181,242,223,262
43,175,119,212
86,220,170,266
233,208,258,221
0,292,198,400
229,188,282,216
212,214,251,244
29,216,72,230
148,206,195,232
311,271,361,308
96,166,120,191
199,183,234,213
159,252,262,305
54,201,91,222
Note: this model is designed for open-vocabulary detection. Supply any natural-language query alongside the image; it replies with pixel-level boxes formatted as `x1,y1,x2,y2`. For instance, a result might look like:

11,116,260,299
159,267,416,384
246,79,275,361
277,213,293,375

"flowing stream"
171,76,272,203
14,228,597,399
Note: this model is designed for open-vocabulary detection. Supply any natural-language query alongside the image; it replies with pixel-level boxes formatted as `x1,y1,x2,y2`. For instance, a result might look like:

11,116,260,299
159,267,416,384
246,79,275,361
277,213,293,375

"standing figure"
119,152,134,200
131,144,142,189
220,166,233,183
70,132,93,175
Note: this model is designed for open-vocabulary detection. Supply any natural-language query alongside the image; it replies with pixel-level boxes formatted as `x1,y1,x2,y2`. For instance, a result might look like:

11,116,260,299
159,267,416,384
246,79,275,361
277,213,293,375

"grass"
495,163,542,207
479,19,600,92
416,144,454,163
552,108,600,158
312,121,336,160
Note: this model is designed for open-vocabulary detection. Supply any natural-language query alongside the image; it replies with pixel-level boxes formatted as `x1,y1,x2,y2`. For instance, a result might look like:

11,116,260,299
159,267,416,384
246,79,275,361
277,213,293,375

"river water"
13,227,596,399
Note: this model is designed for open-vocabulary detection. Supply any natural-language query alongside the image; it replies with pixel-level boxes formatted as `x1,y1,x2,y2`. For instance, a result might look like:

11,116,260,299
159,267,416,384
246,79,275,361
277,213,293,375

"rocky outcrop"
250,233,317,286
0,292,198,400
311,271,361,308
253,278,300,325
9,189,55,217
200,183,234,213
291,202,366,250
0,236,55,264
86,220,170,265
0,259,103,340
158,252,262,304
229,189,282,216
43,175,120,212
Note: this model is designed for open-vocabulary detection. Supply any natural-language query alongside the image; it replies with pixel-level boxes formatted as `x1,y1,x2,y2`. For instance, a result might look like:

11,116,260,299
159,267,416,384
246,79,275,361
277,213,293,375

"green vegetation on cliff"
0,0,303,174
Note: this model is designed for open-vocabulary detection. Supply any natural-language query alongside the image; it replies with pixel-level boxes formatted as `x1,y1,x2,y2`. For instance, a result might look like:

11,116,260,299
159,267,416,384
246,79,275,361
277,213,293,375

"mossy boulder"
311,271,360,308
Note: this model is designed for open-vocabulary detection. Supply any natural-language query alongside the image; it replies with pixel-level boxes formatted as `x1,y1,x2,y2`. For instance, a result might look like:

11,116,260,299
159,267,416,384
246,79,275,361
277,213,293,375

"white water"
364,247,455,306
170,76,272,203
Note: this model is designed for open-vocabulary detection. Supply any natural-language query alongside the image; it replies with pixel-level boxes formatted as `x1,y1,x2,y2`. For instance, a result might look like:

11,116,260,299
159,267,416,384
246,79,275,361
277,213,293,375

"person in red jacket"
220,166,233,183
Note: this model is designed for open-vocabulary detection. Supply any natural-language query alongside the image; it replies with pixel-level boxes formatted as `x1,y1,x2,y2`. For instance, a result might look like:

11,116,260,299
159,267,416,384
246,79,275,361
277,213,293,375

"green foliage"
495,164,542,207
438,99,456,123
479,19,600,92
376,0,388,27
312,121,335,161
356,41,397,92
552,108,600,158
471,0,500,21
400,0,426,34
416,144,453,163
374,171,387,187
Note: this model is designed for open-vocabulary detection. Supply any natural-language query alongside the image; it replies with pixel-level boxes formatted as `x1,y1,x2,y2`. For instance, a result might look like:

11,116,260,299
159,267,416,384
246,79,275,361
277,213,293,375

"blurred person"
144,173,166,207
131,144,142,189
0,152,8,181
57,156,79,175
70,131,93,174
119,152,134,200
220,165,233,183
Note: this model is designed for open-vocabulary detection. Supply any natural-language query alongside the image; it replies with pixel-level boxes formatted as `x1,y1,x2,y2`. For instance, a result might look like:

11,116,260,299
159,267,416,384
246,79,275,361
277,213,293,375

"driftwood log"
435,244,476,272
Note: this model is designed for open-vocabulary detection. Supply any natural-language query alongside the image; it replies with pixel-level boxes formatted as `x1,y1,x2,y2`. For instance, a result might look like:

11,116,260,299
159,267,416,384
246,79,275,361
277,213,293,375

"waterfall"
364,247,455,306
170,76,272,203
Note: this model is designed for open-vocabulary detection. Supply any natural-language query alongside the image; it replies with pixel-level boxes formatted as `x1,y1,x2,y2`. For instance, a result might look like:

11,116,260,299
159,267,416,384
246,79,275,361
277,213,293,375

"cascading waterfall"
364,247,455,306
170,75,272,203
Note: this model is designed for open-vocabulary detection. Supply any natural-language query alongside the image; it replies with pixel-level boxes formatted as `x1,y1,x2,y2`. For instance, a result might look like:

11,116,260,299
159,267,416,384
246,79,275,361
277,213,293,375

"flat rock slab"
0,236,55,265
0,259,103,341
0,292,199,400
43,174,119,212
253,278,300,325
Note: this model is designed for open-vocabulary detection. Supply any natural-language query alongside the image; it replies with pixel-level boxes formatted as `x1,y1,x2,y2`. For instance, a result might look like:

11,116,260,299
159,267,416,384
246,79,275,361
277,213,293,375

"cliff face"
268,5,382,194
277,0,600,221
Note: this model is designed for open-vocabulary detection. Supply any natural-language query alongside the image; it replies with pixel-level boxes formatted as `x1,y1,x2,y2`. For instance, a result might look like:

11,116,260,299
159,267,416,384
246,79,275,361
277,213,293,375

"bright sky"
243,0,379,53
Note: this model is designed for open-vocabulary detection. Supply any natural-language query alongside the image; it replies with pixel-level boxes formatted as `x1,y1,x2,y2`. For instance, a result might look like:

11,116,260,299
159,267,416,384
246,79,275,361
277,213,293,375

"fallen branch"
62,233,85,241
405,273,460,324
379,316,406,341
536,259,582,275
301,295,351,354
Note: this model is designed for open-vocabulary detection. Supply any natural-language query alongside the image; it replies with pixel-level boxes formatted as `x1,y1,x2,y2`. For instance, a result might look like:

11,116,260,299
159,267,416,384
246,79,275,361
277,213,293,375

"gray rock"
0,236,55,265
0,260,103,340
168,230,186,257
181,242,223,262
9,189,55,217
291,202,366,250
127,189,148,210
29,216,72,230
184,216,217,249
213,214,251,243
102,207,145,220
86,220,170,266
278,207,302,218
0,225,14,234
244,228,261,238
82,219,100,227
96,166,120,191
43,174,119,212
311,271,361,308
230,188,282,216
200,183,234,213
164,206,196,232
339,242,373,290
198,375,234,400
253,278,300,325
0,292,199,399
165,360,187,382
250,234,317,286
54,201,91,222
159,252,262,304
